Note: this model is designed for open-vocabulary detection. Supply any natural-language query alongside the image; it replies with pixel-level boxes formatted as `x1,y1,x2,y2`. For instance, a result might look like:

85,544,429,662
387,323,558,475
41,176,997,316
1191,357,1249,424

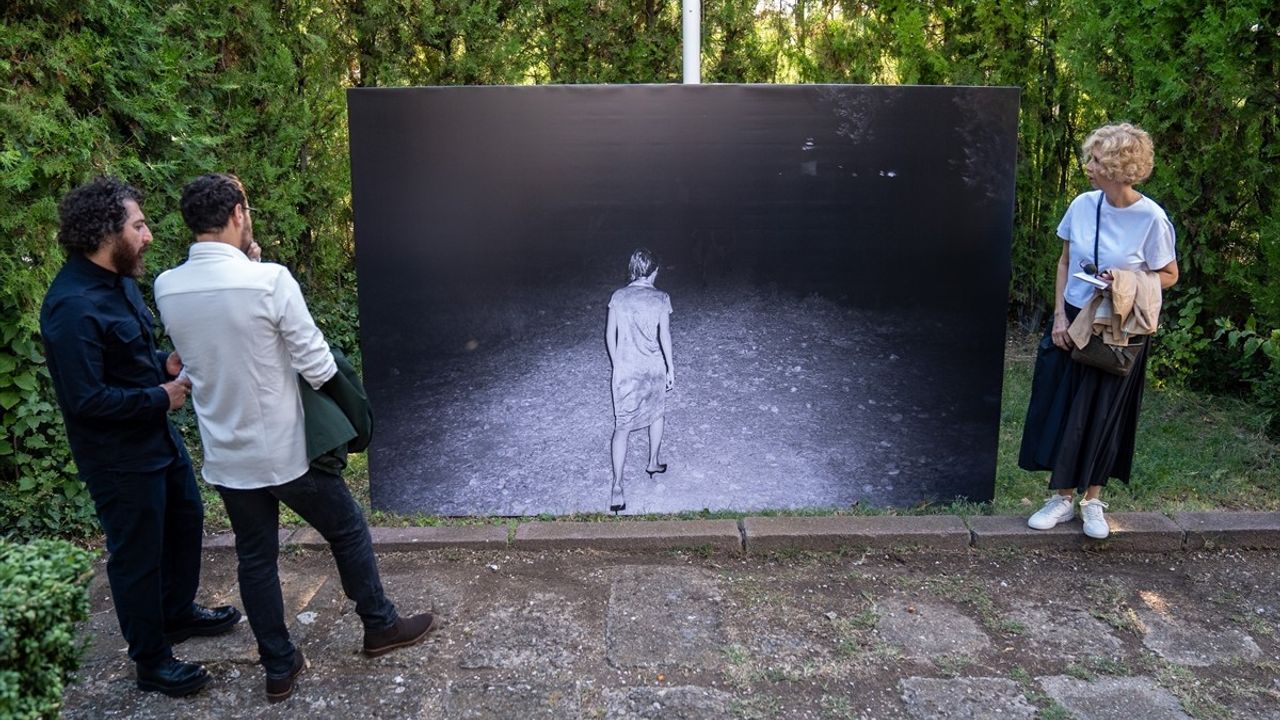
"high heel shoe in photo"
610,481,626,513
645,464,667,478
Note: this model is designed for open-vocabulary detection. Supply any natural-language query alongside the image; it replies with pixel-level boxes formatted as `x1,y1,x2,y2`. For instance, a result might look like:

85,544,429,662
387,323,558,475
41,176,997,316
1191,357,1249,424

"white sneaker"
1079,498,1110,539
1027,495,1075,530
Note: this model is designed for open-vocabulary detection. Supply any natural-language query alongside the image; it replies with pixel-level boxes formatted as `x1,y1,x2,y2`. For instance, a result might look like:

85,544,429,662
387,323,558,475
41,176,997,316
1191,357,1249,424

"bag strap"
1093,191,1103,272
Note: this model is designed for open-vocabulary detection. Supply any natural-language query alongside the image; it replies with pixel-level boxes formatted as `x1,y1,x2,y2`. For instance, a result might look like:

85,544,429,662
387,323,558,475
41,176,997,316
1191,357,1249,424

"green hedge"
0,539,94,720
2,0,1277,536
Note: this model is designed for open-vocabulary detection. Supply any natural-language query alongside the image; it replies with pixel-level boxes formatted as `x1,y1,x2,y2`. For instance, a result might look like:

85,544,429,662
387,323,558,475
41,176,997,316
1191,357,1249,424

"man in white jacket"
155,173,438,703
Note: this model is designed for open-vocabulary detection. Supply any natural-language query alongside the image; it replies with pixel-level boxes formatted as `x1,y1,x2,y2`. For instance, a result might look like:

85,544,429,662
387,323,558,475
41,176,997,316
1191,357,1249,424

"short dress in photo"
609,281,672,431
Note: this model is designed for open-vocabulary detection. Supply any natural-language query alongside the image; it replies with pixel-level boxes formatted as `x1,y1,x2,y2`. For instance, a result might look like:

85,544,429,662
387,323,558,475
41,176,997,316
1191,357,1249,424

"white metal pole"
682,0,700,84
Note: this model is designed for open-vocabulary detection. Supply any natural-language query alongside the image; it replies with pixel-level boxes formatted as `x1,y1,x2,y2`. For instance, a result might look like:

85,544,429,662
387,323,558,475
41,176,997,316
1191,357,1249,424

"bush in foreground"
0,539,94,720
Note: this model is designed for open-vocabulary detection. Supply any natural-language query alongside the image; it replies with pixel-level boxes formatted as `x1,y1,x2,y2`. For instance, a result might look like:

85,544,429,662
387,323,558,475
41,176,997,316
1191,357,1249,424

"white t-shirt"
1057,190,1177,309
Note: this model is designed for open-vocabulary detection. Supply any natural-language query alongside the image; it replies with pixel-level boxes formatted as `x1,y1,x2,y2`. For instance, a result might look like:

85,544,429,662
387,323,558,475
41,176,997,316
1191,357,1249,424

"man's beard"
110,241,144,278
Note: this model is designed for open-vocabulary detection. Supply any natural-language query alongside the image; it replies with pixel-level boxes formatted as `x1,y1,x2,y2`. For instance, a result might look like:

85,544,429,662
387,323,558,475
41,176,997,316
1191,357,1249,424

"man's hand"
162,377,192,410
247,241,262,262
165,351,183,378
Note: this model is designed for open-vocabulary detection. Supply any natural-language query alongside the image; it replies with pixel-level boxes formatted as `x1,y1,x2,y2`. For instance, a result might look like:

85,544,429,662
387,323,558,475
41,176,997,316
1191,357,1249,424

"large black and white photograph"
349,84,1019,516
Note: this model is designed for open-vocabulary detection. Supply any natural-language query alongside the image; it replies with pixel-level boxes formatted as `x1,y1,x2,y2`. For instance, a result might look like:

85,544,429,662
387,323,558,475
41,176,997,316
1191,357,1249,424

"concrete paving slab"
742,515,970,552
457,589,598,671
442,681,579,719
274,666,439,718
291,525,509,551
1038,674,1191,719
1174,511,1280,550
175,565,334,666
512,520,742,553
606,565,725,670
874,598,991,661
1005,600,1124,658
602,685,735,719
899,677,1036,719
967,513,1183,552
63,664,439,720
1137,607,1263,666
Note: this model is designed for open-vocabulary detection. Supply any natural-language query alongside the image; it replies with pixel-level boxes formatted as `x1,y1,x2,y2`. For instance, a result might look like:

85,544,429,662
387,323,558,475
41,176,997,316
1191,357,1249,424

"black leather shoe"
165,604,242,644
136,657,211,697
265,649,308,703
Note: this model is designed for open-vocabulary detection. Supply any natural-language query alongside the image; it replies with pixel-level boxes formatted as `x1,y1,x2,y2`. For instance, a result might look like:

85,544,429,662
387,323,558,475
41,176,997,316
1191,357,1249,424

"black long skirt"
1018,305,1150,492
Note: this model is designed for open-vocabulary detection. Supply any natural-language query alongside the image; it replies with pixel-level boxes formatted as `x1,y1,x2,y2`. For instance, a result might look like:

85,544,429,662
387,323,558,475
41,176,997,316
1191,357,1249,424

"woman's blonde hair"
1082,123,1155,186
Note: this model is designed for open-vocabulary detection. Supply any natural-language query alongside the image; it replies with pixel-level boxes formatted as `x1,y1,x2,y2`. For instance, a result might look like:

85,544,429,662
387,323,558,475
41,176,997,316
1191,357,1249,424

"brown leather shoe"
265,649,307,703
362,613,441,658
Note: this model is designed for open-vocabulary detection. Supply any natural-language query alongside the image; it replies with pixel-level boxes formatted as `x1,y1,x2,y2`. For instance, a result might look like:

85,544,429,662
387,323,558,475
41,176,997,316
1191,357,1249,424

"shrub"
0,538,95,720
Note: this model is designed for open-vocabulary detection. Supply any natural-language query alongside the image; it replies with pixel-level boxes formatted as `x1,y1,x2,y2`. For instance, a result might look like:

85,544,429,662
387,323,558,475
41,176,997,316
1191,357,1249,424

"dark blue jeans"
216,467,397,677
84,456,203,668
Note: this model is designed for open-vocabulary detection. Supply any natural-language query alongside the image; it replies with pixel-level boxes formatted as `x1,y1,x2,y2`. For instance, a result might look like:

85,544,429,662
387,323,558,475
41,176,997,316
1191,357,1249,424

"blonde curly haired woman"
1019,123,1179,539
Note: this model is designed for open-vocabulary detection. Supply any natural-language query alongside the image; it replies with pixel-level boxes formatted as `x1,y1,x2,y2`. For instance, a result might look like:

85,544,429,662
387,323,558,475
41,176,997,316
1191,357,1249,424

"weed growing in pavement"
933,654,973,677
1038,704,1074,720
1153,660,1233,720
819,694,858,720
1009,664,1073,719
1232,611,1275,638
731,695,782,719
1085,578,1143,635
1066,655,1131,681
667,544,718,559
909,573,1025,636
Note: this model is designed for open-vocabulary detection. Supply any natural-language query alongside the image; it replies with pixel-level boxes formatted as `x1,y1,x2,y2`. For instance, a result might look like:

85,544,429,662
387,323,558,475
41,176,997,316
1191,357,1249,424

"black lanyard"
1093,191,1103,273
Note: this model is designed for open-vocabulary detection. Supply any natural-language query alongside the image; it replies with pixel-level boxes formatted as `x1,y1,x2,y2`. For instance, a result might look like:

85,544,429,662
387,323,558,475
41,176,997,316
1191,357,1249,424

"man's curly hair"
1082,123,1155,186
57,177,143,253
180,173,246,235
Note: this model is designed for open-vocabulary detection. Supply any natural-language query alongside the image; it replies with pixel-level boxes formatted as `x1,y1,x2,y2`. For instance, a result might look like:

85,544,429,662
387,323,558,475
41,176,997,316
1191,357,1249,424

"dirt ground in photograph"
373,280,996,517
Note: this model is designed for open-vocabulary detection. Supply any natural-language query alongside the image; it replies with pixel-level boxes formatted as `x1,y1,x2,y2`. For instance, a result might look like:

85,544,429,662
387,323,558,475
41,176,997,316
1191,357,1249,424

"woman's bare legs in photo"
646,417,666,476
610,428,628,512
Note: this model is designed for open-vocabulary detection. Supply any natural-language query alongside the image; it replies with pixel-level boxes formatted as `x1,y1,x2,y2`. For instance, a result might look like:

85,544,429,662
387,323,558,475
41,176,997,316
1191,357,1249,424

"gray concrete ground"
64,542,1280,719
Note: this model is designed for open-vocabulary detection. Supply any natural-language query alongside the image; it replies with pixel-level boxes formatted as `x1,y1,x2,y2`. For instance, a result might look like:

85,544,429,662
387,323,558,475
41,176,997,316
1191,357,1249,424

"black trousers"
216,468,396,678
83,456,204,667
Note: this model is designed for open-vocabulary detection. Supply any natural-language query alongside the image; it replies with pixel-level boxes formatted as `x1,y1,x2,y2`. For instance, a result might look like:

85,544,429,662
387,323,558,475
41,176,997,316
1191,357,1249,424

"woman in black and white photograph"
605,248,675,512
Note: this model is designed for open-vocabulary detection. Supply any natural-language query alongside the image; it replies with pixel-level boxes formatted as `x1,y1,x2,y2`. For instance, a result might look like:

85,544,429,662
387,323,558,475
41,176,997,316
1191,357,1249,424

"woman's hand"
665,370,675,391
1051,311,1072,350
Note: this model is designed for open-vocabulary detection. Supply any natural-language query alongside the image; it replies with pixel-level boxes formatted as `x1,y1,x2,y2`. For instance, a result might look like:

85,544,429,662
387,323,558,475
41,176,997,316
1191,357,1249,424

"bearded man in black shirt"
40,177,241,697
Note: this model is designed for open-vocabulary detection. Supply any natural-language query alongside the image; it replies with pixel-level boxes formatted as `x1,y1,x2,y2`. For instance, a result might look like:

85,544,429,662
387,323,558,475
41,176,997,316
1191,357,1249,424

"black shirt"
40,253,187,477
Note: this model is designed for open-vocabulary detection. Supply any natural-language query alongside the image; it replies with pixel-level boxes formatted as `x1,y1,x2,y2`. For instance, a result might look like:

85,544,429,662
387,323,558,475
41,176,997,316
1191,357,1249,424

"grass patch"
907,573,1025,636
1085,578,1143,635
999,335,1280,513
1152,660,1234,720
1010,666,1072,719
819,695,858,720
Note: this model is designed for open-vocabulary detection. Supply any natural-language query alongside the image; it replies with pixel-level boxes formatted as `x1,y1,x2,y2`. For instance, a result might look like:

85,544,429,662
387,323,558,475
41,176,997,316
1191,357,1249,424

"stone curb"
967,512,1184,552
199,512,1280,554
1172,511,1280,550
511,519,742,553
292,525,509,551
203,528,295,551
742,515,970,553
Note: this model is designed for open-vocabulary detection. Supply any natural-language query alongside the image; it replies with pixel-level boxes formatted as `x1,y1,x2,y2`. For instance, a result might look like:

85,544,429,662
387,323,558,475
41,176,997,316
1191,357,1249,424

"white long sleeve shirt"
155,242,336,489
